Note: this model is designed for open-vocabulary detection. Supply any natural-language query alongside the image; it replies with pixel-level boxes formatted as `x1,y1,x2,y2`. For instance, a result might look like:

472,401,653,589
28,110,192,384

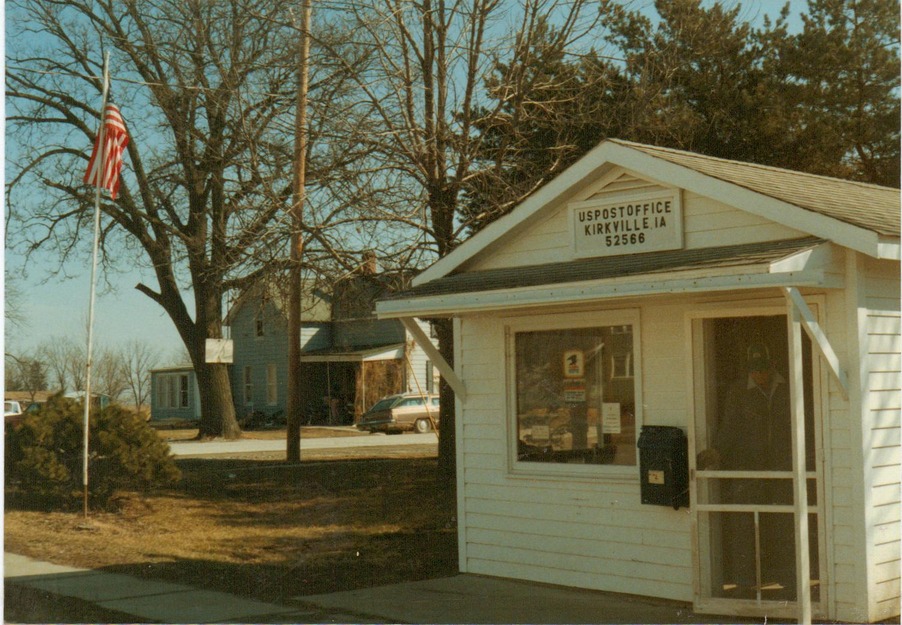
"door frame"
685,297,831,620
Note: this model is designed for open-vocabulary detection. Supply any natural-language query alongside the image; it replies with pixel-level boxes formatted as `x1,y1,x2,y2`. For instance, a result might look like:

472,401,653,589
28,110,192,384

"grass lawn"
154,425,369,442
4,454,457,604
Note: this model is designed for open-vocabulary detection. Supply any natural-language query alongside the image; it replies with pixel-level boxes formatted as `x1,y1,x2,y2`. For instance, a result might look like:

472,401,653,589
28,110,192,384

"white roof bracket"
400,317,468,402
783,287,849,398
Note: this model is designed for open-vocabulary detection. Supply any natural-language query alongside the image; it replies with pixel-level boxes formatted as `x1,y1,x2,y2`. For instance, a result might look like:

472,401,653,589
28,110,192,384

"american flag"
84,103,129,199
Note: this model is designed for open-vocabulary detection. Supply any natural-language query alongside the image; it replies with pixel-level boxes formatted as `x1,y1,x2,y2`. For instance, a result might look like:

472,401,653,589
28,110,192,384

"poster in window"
563,349,584,378
602,402,621,434
563,379,586,403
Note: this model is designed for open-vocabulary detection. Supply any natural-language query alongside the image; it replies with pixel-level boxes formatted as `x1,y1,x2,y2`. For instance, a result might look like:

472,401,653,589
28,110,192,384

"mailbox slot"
637,425,689,509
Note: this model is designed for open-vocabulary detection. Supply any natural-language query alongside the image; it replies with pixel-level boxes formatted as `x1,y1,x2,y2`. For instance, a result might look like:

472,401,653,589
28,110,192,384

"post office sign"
570,190,682,258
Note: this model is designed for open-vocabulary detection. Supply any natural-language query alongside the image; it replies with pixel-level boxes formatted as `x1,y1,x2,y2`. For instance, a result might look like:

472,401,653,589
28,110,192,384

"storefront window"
514,323,637,466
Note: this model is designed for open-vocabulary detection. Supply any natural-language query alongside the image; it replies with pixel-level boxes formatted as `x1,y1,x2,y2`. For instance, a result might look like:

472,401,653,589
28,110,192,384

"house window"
158,377,171,409
510,311,640,469
266,364,278,405
425,361,434,393
157,373,190,409
178,374,189,408
243,366,253,405
255,312,265,337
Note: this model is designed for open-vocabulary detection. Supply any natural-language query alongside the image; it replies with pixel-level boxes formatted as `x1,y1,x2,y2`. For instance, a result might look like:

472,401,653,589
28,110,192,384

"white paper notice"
602,402,621,434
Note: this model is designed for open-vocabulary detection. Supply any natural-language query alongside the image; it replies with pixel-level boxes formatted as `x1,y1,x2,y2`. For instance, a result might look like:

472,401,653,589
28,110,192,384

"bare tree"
8,1,413,440
92,345,130,402
4,270,28,335
35,336,128,399
119,339,161,413
329,0,603,481
38,337,85,394
4,353,48,402
6,0,308,438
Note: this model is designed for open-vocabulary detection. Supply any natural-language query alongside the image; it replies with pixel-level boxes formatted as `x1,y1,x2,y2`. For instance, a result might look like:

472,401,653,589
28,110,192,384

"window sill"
507,459,638,484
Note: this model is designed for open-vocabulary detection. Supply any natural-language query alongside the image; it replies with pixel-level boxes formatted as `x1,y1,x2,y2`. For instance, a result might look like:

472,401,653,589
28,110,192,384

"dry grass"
155,426,368,442
4,454,457,603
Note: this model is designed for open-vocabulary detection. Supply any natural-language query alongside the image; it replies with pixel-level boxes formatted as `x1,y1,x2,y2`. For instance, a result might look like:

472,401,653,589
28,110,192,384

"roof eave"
300,343,406,363
378,266,843,320
877,237,901,260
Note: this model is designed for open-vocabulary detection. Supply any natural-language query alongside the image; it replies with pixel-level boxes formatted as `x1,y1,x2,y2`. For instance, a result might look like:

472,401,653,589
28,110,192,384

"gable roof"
414,139,900,287
621,140,899,236
225,278,333,325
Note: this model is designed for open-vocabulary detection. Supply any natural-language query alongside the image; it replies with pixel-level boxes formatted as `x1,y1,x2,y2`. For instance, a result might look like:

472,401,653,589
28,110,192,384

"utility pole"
287,0,312,462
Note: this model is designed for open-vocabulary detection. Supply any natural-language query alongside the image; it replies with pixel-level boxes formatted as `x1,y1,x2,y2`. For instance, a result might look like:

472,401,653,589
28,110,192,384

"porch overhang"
377,237,842,320
300,343,405,363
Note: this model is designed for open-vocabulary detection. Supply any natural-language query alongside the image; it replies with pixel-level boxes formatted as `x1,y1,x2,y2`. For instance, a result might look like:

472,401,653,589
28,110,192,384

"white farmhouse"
377,139,900,623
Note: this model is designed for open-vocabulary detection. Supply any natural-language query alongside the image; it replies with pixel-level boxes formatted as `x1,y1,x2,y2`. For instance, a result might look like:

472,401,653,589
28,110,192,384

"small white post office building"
377,140,900,623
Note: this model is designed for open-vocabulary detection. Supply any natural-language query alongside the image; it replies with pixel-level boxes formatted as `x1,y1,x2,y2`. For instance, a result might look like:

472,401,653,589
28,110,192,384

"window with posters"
510,310,640,470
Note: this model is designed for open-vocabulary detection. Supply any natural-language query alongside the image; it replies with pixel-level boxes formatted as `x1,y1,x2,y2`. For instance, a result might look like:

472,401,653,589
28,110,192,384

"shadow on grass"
6,457,459,606
95,526,458,604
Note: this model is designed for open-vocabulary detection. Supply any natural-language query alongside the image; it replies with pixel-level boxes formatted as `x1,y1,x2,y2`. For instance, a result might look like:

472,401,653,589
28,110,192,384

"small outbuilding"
377,140,900,623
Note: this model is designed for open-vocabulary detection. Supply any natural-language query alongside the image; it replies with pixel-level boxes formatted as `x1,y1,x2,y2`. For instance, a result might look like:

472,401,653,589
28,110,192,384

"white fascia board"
876,237,901,260
609,145,883,258
360,345,406,361
769,242,842,274
377,268,843,319
413,142,620,286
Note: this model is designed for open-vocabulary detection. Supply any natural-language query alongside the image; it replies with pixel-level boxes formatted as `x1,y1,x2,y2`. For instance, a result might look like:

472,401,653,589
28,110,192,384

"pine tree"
771,0,900,185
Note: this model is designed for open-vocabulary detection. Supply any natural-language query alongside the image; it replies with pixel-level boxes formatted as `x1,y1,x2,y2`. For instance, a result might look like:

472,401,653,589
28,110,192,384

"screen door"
692,314,824,616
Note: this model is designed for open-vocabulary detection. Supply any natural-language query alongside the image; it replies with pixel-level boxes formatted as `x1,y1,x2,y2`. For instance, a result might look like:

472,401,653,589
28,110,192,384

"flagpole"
83,51,110,518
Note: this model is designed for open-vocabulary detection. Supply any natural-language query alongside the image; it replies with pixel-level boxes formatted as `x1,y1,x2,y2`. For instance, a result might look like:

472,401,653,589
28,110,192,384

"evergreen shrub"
6,394,181,509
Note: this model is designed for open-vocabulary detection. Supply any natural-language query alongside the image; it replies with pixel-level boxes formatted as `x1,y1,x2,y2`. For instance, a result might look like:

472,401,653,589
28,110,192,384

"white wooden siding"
470,169,805,272
864,257,901,619
403,319,437,393
457,300,694,602
455,284,901,620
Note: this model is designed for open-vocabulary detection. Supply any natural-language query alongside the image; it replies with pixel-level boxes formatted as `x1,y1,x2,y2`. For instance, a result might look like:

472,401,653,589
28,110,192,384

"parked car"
4,400,24,429
357,392,439,434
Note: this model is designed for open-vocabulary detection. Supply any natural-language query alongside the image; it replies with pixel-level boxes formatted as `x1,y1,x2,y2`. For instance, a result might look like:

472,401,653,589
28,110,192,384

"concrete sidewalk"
296,574,764,624
4,553,373,623
167,430,436,456
5,552,764,624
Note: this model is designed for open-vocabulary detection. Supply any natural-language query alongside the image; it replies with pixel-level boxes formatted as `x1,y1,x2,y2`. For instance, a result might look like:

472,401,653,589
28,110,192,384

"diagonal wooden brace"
783,287,849,398
400,317,468,402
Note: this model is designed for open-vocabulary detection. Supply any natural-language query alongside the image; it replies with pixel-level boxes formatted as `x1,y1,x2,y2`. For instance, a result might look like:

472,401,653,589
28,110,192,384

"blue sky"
3,0,808,367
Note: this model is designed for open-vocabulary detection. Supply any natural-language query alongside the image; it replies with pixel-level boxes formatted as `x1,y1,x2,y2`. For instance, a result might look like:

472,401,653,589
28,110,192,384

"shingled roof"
616,140,900,237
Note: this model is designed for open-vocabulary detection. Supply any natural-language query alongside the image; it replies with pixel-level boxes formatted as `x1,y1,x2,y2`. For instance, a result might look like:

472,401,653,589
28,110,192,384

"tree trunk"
196,360,241,439
434,318,456,486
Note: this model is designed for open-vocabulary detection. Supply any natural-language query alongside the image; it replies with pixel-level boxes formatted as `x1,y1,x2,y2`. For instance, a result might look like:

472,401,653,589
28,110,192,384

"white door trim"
685,299,828,621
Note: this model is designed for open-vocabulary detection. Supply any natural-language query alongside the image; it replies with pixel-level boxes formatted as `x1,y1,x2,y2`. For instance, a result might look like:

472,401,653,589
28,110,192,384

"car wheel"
415,418,432,433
